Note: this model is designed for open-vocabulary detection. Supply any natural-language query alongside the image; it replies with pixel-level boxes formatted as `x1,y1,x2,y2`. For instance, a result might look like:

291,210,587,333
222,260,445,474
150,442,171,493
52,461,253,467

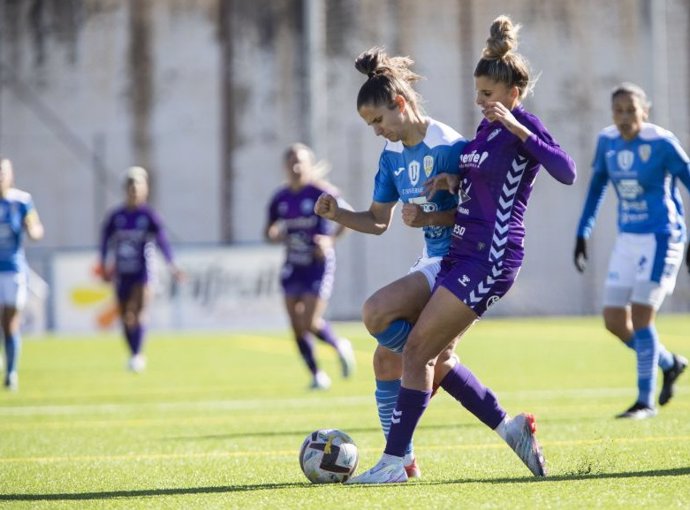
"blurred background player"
265,143,355,390
97,166,183,373
347,15,576,484
574,83,690,419
0,157,44,391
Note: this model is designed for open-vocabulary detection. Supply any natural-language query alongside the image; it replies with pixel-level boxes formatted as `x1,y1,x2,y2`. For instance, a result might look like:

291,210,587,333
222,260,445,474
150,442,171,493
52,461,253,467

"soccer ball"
299,429,359,483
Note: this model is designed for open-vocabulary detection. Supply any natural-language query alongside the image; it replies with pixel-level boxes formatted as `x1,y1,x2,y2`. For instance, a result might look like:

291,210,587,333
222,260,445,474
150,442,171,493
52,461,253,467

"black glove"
686,243,690,274
574,237,587,273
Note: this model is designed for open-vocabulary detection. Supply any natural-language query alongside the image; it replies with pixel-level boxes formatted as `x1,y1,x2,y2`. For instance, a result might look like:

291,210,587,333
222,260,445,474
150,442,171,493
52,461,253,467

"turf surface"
0,315,688,509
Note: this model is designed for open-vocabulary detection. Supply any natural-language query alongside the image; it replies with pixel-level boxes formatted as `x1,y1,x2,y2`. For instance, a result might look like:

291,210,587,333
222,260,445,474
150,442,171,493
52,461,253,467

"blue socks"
373,319,412,353
375,379,413,456
4,332,20,374
623,325,673,371
633,326,660,407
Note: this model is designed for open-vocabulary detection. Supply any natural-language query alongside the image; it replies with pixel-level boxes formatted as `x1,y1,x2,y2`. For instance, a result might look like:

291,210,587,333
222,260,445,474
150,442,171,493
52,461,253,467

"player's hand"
424,173,459,199
481,101,531,140
170,265,186,283
314,192,339,220
313,234,334,260
93,263,114,282
574,237,587,273
401,203,427,228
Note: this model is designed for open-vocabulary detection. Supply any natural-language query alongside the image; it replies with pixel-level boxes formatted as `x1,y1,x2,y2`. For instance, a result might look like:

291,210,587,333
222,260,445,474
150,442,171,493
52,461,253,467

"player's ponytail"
355,46,425,116
474,15,534,99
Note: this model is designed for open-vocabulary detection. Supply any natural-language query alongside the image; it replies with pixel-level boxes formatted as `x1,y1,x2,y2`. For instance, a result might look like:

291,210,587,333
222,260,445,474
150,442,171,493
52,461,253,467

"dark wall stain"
127,0,154,199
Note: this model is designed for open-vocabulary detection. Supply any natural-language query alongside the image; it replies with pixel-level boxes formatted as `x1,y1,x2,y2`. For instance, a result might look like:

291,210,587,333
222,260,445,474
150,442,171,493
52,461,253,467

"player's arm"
574,135,609,272
264,196,286,243
23,209,44,241
401,204,455,228
264,219,285,243
315,193,396,235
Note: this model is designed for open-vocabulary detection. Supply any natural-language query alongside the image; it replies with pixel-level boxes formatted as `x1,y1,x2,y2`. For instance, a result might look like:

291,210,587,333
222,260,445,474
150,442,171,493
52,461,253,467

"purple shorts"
115,273,147,304
434,256,520,317
281,256,335,300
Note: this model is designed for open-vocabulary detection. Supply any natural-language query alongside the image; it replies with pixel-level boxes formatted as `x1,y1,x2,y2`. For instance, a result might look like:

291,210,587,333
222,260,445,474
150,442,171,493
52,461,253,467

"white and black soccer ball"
299,429,359,483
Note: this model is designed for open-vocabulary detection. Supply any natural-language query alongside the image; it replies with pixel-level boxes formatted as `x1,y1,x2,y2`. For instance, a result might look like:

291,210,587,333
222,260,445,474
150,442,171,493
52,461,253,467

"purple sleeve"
99,213,115,264
149,210,175,263
523,133,577,185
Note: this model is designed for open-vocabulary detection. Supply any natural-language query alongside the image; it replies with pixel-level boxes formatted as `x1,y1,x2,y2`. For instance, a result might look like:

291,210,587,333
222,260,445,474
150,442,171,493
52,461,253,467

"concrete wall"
1,0,689,319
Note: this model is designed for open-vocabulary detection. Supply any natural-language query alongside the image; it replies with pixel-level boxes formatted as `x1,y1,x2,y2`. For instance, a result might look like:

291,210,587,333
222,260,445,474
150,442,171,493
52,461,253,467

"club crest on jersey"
487,128,501,141
423,156,434,178
617,150,634,171
638,144,651,162
301,198,315,215
486,295,500,309
408,160,421,186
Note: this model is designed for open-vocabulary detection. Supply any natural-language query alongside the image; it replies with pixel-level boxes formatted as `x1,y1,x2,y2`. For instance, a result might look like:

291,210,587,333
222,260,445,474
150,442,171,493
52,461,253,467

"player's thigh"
0,272,26,311
602,306,631,333
603,234,637,307
300,293,329,328
363,271,432,326
404,286,477,364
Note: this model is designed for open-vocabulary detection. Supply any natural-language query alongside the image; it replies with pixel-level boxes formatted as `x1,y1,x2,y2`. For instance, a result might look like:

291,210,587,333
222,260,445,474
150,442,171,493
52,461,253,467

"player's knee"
361,293,389,333
373,347,402,379
402,332,431,368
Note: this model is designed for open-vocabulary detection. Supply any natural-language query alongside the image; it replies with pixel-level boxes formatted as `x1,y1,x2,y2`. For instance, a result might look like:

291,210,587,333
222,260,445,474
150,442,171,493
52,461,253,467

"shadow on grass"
165,422,483,441
2,467,688,501
164,415,609,442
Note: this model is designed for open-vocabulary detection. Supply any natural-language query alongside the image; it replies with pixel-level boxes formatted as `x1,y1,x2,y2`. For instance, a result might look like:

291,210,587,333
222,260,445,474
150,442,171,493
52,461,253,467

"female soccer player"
346,15,576,484
574,83,689,419
316,45,544,479
97,166,182,373
265,143,355,391
0,157,44,391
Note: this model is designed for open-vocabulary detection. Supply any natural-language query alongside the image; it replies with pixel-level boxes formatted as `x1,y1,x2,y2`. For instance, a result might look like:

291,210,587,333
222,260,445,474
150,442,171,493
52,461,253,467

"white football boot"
345,454,408,484
503,413,547,477
337,338,356,378
310,370,331,390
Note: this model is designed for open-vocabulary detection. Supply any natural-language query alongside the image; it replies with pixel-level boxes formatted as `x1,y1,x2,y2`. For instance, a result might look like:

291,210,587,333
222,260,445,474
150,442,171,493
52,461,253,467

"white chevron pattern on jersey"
490,156,527,263
466,155,527,306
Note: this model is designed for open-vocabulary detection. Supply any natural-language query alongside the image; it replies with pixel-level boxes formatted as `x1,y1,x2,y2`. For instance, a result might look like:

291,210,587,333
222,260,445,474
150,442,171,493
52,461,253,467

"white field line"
0,435,688,464
0,387,650,417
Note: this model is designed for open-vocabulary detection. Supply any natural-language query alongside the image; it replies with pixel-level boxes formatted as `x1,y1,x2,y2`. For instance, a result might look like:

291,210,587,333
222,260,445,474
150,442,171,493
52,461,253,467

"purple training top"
449,105,576,268
267,183,338,267
100,204,174,283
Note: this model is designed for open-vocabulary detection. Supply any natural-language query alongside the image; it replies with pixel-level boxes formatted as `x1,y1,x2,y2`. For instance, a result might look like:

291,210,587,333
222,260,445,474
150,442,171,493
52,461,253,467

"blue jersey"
372,118,467,257
577,123,690,241
0,188,35,273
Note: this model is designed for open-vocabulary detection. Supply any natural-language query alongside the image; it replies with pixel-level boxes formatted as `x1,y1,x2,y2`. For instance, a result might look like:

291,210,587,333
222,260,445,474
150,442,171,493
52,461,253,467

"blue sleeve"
576,136,609,238
437,139,466,176
665,136,690,192
372,153,399,203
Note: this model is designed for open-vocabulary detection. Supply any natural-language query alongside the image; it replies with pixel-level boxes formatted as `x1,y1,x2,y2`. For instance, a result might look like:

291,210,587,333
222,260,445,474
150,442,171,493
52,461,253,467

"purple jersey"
100,205,174,282
438,105,575,316
449,105,575,267
267,183,337,267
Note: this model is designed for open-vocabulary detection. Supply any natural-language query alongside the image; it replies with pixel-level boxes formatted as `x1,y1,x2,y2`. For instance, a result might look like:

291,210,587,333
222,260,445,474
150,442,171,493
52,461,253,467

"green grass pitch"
0,315,688,509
